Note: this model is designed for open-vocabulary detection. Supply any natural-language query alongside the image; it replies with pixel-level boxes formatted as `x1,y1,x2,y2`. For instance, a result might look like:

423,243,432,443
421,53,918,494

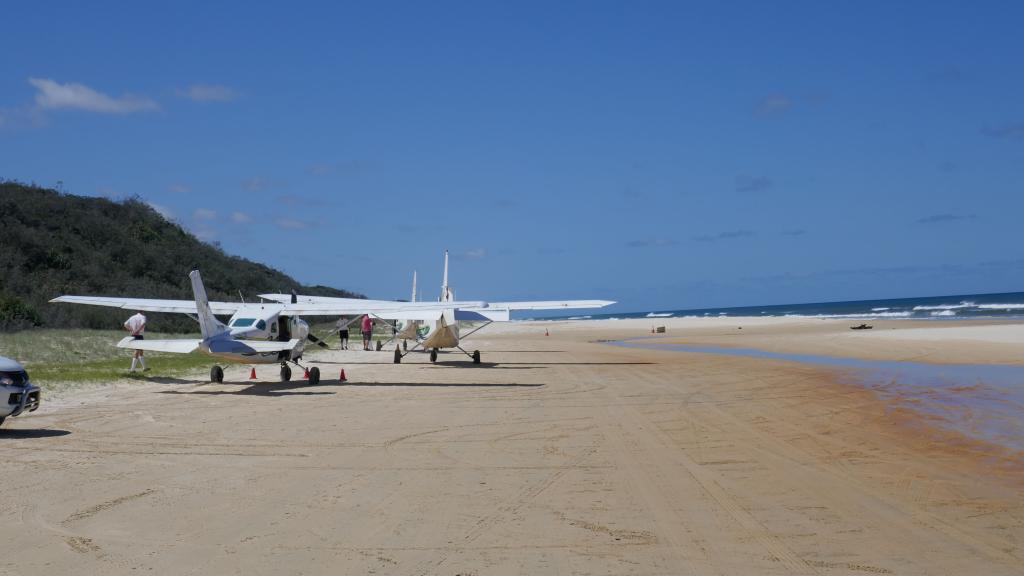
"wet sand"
1,319,1021,575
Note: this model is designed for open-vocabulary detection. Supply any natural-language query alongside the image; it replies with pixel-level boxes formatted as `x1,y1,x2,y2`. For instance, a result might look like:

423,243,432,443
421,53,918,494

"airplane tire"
403,340,408,352
280,365,292,382
472,350,481,364
394,347,402,364
376,340,383,351
308,367,321,386
211,365,224,383
430,349,438,363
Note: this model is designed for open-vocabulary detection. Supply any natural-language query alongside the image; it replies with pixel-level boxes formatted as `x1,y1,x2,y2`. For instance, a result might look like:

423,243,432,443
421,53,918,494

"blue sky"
2,2,1022,312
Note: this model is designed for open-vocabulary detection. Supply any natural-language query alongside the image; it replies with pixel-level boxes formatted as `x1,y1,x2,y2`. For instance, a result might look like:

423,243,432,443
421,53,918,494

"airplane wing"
116,337,202,353
467,300,616,311
257,296,489,316
52,296,242,315
370,309,446,321
282,301,485,316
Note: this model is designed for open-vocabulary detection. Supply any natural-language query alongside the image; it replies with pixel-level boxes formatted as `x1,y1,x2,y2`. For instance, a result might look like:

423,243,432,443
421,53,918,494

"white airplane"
260,251,615,364
51,270,489,384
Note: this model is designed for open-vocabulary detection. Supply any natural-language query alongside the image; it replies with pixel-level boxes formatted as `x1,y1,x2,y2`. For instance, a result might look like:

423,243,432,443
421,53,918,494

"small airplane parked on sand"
261,251,615,364
51,270,488,384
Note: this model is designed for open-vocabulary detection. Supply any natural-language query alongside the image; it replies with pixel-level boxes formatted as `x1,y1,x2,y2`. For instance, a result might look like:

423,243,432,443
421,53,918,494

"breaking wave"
783,311,913,319
913,301,975,311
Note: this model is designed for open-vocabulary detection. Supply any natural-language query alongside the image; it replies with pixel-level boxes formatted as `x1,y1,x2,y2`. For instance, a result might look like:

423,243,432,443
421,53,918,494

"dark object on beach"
850,324,873,330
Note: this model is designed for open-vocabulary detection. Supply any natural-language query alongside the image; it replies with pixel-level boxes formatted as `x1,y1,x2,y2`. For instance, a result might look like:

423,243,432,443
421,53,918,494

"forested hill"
0,182,363,331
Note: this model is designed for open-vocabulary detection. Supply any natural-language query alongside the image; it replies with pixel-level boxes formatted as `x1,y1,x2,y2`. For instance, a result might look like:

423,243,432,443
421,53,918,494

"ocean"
537,291,1024,321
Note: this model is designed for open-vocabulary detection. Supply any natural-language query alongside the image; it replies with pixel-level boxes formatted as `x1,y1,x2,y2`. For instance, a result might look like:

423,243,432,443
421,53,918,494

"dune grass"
0,329,210,391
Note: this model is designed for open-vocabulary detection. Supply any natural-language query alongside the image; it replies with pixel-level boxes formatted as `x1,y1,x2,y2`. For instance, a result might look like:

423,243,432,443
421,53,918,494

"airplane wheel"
376,340,383,351
403,340,408,352
472,350,481,364
308,367,321,386
430,349,438,363
280,365,292,382
394,347,402,364
210,365,224,383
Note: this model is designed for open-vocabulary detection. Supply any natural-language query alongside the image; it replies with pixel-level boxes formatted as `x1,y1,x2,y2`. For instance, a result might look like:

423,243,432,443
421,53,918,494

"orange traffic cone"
339,369,347,382
249,368,257,380
303,368,310,379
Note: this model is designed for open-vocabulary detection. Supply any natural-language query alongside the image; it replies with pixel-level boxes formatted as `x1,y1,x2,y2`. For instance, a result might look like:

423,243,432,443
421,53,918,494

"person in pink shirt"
361,314,373,351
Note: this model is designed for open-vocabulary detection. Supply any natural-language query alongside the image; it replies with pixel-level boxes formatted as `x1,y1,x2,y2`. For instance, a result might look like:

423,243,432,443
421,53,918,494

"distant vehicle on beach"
0,356,41,427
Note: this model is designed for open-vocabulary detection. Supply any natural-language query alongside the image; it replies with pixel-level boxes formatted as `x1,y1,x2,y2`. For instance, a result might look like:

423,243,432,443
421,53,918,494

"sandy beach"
1,318,1022,575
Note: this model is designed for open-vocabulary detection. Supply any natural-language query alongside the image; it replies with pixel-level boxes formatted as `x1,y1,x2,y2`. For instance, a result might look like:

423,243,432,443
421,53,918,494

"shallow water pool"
609,338,1024,453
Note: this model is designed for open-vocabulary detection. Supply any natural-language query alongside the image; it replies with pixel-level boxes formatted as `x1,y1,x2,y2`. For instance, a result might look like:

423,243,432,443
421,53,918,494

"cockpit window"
232,318,256,327
256,320,267,330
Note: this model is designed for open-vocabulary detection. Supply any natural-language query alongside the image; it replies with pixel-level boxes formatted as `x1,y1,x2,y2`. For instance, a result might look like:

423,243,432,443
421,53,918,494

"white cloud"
755,94,792,116
28,78,158,114
276,218,307,230
230,211,252,223
243,177,269,192
182,84,236,102
167,183,190,194
466,248,486,259
147,202,174,220
193,208,217,221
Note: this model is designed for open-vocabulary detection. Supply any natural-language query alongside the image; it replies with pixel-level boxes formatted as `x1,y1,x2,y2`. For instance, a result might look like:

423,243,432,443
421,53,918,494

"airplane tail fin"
441,250,454,302
189,270,228,339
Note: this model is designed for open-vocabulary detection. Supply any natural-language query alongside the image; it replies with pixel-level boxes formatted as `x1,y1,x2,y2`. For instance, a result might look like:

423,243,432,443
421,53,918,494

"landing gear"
472,350,481,364
403,340,408,352
375,340,383,351
210,365,224,383
308,366,321,385
280,364,292,382
430,348,438,363
394,347,402,364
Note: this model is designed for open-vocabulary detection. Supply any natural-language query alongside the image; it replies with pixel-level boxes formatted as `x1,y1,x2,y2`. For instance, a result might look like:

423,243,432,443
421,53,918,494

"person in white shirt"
123,311,148,372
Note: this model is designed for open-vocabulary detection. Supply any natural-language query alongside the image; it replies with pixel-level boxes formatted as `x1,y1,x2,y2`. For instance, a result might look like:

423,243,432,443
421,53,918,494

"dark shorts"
339,330,349,338
133,335,144,340
362,330,371,339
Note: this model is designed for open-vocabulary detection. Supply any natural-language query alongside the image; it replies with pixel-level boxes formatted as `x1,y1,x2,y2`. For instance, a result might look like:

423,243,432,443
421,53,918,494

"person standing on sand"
124,311,148,372
337,317,350,350
361,314,373,351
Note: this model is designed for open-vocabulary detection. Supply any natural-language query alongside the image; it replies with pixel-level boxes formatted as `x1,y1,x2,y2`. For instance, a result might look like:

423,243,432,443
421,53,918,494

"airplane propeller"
294,289,331,349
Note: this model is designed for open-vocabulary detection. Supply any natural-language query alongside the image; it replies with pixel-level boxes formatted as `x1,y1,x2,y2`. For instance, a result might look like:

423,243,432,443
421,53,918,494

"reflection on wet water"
610,338,1024,452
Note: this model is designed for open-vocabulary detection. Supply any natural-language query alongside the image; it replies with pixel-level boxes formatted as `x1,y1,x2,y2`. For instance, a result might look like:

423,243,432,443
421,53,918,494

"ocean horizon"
531,290,1024,322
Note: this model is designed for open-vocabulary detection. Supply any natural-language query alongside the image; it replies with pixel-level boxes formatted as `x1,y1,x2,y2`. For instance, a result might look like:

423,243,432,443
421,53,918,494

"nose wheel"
210,365,224,383
280,363,292,382
429,348,438,363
